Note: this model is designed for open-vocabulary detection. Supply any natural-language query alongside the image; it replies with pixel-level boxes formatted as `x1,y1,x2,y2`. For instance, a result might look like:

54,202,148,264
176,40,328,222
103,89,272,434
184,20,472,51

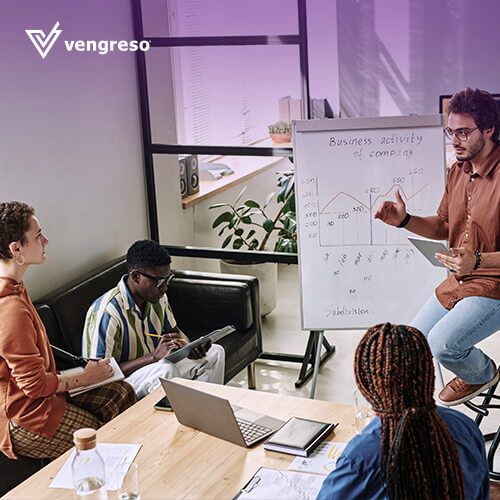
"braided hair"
354,323,465,500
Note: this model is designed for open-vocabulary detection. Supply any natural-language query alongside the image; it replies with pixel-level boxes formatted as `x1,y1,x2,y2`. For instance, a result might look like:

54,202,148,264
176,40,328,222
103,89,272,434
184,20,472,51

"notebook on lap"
160,378,285,447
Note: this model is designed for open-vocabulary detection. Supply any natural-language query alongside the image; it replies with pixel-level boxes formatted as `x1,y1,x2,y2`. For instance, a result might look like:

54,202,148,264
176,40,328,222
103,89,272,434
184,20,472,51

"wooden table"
4,379,356,500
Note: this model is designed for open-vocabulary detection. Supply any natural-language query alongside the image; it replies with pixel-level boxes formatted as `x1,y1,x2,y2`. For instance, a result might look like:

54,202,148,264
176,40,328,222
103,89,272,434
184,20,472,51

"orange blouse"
0,277,66,459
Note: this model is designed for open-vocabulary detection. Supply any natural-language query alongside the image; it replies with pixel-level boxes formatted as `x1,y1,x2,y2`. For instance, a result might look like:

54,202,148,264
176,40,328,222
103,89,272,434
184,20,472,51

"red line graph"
320,183,429,214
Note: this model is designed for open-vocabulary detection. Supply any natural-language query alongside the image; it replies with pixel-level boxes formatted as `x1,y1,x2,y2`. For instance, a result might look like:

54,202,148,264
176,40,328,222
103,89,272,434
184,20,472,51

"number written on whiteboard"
300,177,319,241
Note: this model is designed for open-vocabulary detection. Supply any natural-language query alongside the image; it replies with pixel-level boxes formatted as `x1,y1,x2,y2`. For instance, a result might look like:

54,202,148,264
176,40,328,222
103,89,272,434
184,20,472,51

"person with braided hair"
375,88,500,406
317,323,489,500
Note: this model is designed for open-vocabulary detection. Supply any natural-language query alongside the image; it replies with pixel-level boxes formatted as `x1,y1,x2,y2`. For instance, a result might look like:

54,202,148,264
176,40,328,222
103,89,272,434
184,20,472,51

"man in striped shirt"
82,240,225,399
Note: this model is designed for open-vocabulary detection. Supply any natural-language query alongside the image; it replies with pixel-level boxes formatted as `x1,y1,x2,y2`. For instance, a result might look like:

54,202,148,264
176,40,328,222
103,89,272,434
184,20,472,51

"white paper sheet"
288,441,347,475
50,443,141,490
237,467,325,500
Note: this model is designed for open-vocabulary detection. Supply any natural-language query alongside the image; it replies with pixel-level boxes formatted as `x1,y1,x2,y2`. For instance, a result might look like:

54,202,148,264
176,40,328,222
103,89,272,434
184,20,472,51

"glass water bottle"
72,428,108,500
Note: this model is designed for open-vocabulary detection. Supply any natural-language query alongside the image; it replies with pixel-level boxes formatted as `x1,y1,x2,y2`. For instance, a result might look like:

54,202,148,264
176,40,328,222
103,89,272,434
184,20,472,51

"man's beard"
455,134,485,161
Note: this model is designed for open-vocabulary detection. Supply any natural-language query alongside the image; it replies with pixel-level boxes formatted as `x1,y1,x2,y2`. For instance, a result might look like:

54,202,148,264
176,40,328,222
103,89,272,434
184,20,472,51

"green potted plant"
268,121,292,144
209,170,296,315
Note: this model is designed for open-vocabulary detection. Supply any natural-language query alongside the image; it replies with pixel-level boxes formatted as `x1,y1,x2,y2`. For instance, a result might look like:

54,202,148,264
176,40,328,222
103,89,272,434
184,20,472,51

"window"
160,0,302,148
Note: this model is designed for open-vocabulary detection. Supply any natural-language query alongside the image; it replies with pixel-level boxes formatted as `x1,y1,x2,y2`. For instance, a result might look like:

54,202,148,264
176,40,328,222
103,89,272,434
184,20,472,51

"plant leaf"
244,200,260,208
212,211,233,228
209,202,229,209
263,192,275,208
233,238,243,249
279,176,294,202
241,216,252,224
249,238,259,250
283,175,294,197
235,228,244,236
234,187,247,205
228,217,238,229
222,234,233,248
263,219,274,233
247,229,256,238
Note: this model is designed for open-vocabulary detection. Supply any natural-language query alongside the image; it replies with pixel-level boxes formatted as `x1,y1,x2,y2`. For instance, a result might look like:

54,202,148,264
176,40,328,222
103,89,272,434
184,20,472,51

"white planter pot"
219,260,278,316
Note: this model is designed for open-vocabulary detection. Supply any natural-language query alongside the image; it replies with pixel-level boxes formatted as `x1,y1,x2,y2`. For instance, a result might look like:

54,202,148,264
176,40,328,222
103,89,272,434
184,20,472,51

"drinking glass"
353,390,374,434
116,462,140,500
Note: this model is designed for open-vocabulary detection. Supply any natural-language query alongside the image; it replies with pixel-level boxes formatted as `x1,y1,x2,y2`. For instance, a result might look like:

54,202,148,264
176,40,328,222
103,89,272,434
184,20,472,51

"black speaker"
179,157,188,199
187,155,199,195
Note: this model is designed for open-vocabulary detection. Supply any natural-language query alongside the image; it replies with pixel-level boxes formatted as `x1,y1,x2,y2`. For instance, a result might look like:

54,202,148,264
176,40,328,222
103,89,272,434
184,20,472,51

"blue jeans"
410,293,500,384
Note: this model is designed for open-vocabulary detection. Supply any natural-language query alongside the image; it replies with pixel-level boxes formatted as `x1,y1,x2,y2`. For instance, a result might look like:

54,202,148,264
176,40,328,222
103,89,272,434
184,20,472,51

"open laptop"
160,378,285,447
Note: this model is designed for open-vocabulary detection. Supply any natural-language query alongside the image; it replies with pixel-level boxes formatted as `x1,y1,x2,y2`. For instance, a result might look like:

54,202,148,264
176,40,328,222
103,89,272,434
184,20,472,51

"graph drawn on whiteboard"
317,171,431,246
294,115,448,330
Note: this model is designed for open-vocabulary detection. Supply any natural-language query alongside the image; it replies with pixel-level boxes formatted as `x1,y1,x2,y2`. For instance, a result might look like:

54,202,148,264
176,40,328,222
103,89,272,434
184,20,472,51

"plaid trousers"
9,381,136,459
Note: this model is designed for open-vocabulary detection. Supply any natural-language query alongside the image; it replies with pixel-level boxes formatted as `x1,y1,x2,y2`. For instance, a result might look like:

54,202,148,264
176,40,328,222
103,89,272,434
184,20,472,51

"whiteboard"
294,115,448,330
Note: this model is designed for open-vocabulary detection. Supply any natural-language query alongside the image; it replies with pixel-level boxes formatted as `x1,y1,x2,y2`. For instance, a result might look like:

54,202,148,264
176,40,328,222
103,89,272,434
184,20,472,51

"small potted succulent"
268,121,292,143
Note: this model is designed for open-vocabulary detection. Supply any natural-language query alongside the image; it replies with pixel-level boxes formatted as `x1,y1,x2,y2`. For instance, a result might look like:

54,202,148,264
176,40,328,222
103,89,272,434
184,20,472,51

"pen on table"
145,333,187,342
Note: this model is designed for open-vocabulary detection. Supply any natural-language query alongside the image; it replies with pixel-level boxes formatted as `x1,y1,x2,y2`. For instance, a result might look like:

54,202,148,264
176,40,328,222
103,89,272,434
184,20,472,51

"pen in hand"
146,333,187,343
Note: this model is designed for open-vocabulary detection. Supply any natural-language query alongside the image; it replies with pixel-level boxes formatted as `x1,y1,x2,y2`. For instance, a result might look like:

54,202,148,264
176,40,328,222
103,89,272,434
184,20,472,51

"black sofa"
34,256,262,384
1,256,262,495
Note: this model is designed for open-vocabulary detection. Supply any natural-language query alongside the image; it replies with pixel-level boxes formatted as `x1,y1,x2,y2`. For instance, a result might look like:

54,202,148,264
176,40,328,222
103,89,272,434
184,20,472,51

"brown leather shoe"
439,365,499,406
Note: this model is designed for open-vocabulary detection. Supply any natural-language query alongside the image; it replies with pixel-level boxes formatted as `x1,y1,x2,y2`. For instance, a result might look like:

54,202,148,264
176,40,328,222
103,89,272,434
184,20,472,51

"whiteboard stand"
309,330,324,399
259,330,335,397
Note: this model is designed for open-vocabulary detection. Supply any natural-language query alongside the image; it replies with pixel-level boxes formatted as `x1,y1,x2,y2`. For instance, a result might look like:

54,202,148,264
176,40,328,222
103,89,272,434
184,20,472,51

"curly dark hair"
126,240,171,271
0,201,35,260
447,87,500,144
355,323,465,500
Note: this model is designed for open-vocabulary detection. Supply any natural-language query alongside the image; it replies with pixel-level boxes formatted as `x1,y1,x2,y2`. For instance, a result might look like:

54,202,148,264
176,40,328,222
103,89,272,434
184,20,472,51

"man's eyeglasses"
136,270,174,288
443,127,478,142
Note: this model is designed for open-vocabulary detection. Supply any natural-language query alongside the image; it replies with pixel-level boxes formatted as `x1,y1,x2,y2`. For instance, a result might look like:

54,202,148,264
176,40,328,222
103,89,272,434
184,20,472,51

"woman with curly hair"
0,201,136,460
317,323,489,500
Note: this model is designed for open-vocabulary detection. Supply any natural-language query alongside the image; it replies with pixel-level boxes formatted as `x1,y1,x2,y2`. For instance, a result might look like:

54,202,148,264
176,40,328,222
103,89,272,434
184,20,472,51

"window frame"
132,0,309,241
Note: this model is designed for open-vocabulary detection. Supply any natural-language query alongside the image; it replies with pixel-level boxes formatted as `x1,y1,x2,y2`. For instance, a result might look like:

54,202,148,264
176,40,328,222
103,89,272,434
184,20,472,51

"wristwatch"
473,250,481,270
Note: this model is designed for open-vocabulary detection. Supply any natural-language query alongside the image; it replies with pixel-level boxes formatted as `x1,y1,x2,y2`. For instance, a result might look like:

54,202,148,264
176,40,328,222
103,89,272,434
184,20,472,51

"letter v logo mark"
25,21,62,59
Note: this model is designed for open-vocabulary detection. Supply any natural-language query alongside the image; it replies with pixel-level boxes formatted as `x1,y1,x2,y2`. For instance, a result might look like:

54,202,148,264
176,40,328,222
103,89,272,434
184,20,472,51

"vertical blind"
167,0,300,147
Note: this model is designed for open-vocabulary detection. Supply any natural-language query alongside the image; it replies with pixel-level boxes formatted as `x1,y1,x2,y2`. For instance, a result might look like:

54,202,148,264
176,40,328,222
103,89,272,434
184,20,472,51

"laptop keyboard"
237,418,273,445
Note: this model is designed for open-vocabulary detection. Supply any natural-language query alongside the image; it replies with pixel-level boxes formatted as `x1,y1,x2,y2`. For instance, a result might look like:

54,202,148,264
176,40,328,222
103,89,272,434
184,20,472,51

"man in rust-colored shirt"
375,88,500,406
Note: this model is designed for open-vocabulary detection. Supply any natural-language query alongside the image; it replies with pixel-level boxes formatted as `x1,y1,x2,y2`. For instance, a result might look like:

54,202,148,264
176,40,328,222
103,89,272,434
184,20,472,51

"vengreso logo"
25,21,150,59
64,38,150,55
25,21,62,59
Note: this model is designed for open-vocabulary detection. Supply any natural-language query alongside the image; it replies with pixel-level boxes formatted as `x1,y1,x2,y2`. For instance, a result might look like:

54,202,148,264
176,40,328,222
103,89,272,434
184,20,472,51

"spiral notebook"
60,357,124,396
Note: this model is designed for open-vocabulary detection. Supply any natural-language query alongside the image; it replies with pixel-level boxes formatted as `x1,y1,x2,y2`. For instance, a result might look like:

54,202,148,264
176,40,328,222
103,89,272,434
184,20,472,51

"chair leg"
461,378,500,480
484,427,500,481
247,362,256,390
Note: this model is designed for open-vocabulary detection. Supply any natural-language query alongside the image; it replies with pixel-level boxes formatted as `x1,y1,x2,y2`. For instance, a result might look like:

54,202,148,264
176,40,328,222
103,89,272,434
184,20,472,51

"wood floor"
491,480,500,500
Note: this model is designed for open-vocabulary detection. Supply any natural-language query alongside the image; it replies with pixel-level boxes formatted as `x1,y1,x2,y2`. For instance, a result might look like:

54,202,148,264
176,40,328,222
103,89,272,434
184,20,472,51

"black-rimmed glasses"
136,270,174,288
443,127,478,142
